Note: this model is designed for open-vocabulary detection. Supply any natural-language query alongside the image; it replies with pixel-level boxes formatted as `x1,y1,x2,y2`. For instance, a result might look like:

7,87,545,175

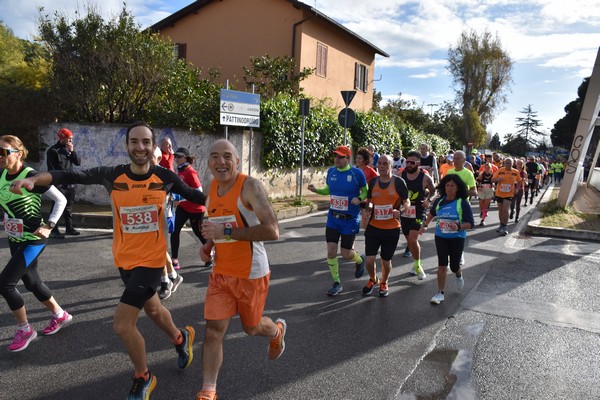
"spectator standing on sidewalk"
420,174,474,305
0,135,72,352
46,128,81,238
159,137,175,171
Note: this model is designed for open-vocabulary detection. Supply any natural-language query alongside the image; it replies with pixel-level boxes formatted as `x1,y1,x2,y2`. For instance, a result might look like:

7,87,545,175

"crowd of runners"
0,127,563,399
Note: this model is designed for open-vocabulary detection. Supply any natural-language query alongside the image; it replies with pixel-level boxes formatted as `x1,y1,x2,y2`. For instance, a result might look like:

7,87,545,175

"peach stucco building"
150,0,389,112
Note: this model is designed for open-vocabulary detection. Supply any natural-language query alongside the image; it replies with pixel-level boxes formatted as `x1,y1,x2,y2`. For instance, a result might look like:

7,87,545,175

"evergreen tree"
515,104,545,155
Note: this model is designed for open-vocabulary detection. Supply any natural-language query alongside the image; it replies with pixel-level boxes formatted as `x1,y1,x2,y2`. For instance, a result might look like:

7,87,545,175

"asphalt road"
1,192,599,400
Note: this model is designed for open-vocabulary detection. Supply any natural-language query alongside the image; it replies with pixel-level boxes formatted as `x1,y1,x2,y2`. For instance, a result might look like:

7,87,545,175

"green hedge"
260,94,450,169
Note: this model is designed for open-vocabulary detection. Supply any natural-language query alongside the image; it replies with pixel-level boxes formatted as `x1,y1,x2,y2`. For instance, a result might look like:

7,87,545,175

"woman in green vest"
0,135,71,352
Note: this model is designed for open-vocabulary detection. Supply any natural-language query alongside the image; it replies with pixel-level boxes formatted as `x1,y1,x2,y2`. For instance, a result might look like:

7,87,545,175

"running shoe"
158,280,173,300
175,326,195,369
197,391,218,400
509,211,514,219
456,275,465,290
479,220,485,226
170,275,184,293
431,292,445,305
501,228,509,236
327,282,343,296
355,254,366,278
173,259,181,270
7,327,37,352
362,278,379,295
268,318,287,360
515,217,519,223
378,282,389,297
403,249,412,258
415,266,427,280
127,372,157,400
42,311,73,336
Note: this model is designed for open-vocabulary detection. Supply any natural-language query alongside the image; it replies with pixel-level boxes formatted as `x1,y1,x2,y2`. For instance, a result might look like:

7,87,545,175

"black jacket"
47,141,81,172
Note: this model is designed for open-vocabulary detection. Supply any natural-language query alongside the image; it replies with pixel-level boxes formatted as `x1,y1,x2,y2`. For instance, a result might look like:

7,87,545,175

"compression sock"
326,257,340,282
352,252,363,264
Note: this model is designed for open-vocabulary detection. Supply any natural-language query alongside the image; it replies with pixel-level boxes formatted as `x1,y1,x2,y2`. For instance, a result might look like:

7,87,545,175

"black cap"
174,147,190,157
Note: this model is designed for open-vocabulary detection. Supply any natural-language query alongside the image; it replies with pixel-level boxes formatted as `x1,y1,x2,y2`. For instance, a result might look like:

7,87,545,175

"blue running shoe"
355,254,366,278
175,326,195,369
403,249,412,258
327,282,343,296
127,372,157,400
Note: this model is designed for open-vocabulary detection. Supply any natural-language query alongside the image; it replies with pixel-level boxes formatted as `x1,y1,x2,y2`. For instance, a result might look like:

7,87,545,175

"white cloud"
409,70,437,79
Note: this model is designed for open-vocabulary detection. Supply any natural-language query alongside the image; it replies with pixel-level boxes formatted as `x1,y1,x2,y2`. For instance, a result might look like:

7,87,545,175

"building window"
316,43,328,77
174,43,187,60
354,63,368,92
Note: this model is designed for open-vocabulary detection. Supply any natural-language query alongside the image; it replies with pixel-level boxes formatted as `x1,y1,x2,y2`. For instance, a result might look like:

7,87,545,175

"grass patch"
540,188,600,232
290,197,316,211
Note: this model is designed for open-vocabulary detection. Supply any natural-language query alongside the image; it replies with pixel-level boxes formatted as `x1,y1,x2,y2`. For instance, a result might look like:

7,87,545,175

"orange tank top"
206,174,269,279
368,177,402,230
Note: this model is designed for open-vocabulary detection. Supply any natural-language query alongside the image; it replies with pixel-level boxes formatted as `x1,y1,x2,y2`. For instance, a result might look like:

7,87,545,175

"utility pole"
427,103,439,115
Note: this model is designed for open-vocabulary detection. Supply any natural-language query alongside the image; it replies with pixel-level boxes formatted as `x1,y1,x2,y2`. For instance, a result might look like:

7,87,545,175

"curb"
525,185,600,242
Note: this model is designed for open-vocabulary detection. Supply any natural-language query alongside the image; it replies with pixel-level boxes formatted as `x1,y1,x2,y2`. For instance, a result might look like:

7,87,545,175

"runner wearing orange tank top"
199,139,286,400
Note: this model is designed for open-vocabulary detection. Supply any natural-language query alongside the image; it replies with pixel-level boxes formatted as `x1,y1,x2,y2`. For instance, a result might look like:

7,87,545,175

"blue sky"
2,0,599,144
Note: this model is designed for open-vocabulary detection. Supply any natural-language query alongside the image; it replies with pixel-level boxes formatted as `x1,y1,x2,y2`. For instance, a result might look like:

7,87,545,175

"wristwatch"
224,227,232,241
48,221,56,229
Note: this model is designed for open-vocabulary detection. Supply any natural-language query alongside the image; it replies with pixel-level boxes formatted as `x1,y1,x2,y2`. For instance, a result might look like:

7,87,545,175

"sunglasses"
405,160,419,165
0,147,20,157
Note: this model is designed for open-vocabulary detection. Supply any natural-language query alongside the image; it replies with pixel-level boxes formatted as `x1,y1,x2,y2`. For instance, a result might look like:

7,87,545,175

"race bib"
208,214,239,243
4,218,24,239
482,184,492,189
401,205,417,218
330,195,349,211
438,219,457,234
500,183,511,193
120,205,159,234
374,204,394,220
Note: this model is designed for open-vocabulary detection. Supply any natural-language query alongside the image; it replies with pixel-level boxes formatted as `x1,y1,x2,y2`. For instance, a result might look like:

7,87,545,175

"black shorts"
400,216,425,236
364,226,401,261
325,227,356,250
435,236,465,273
495,196,513,204
118,267,163,309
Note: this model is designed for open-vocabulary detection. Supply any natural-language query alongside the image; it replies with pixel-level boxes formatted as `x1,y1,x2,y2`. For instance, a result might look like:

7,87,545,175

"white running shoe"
431,292,445,305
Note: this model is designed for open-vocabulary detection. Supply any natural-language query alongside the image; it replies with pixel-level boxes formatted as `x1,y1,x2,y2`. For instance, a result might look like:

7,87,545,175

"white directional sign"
220,89,260,128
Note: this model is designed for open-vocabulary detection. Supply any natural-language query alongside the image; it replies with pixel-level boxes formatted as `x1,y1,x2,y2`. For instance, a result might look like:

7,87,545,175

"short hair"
126,121,155,145
436,174,469,199
406,150,421,160
356,147,371,164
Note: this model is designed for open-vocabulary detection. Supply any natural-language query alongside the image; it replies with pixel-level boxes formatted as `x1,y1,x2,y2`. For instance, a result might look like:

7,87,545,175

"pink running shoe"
42,311,73,336
173,259,181,270
8,327,37,352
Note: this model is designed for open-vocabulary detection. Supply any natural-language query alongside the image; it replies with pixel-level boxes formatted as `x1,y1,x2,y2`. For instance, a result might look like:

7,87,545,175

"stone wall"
35,123,327,205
